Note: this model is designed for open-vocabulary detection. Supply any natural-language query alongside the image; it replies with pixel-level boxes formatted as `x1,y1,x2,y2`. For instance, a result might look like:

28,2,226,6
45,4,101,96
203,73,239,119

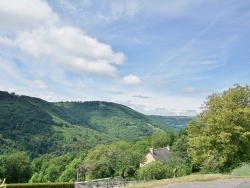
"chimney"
149,147,154,154
167,145,170,151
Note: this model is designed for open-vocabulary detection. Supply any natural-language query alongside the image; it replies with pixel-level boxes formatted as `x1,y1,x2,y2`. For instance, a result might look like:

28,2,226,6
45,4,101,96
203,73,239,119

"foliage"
83,141,145,180
0,91,185,159
136,161,167,180
29,152,86,183
59,158,82,182
0,91,193,183
165,157,192,178
187,84,250,172
5,182,74,188
150,131,175,148
151,116,195,132
83,144,110,180
231,163,250,176
0,152,31,183
137,157,192,180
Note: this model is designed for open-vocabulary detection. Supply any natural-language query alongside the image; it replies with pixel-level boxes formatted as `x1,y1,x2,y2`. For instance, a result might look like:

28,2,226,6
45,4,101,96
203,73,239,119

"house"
140,145,172,167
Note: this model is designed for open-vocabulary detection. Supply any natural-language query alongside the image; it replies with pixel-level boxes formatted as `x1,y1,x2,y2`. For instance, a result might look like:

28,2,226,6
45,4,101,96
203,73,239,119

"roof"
149,147,172,163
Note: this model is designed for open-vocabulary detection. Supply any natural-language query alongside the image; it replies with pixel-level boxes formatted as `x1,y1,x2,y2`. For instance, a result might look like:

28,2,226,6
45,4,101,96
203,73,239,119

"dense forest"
1,84,249,183
0,90,192,183
0,91,192,158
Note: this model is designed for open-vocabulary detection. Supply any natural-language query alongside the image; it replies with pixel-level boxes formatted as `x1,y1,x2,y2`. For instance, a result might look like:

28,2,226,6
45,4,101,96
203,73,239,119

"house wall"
140,152,155,167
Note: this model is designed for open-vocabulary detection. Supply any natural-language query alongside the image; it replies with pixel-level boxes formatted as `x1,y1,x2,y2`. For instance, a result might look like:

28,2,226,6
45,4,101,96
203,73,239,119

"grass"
231,163,250,176
125,174,250,188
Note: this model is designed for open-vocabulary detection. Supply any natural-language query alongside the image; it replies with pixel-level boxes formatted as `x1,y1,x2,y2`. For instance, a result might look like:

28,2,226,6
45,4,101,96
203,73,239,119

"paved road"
154,178,250,188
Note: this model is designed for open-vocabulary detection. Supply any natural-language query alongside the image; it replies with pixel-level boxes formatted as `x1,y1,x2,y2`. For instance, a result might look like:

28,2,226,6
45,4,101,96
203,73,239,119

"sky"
0,0,250,116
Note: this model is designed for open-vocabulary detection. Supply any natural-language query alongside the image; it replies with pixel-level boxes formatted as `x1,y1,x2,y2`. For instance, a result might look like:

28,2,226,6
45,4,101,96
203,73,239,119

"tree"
187,84,250,172
150,131,173,148
83,144,110,179
104,141,144,179
83,141,145,180
5,152,32,183
60,158,82,182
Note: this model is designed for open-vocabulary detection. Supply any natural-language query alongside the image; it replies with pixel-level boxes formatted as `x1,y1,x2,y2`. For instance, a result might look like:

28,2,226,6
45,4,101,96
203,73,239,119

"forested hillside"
1,85,249,184
0,91,193,158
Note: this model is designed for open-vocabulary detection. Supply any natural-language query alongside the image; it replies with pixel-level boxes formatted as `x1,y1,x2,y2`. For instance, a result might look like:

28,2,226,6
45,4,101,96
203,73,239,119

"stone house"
140,145,172,167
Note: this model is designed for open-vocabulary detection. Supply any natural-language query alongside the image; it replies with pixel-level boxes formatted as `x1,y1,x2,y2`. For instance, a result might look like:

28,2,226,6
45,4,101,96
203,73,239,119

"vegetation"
187,84,250,173
231,163,250,176
5,182,74,188
151,116,194,132
1,84,249,184
0,91,188,159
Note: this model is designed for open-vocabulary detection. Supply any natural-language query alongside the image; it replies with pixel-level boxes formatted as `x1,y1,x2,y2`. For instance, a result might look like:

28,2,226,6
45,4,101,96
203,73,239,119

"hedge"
6,182,74,188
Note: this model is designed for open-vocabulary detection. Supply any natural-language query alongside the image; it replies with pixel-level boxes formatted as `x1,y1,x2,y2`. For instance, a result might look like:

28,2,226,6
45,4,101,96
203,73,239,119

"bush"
136,157,192,180
165,157,192,178
136,161,167,180
6,182,74,188
231,163,250,176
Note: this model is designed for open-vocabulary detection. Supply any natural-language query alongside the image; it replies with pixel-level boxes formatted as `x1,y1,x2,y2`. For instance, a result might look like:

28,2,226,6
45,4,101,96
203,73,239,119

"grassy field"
125,174,250,188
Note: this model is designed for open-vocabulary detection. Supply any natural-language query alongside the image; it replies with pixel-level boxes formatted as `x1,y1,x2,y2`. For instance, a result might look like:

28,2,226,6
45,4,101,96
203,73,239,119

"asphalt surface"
154,178,250,188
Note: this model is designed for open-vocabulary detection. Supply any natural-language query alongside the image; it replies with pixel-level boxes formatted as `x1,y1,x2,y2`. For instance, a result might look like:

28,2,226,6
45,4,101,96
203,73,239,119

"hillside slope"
0,91,193,158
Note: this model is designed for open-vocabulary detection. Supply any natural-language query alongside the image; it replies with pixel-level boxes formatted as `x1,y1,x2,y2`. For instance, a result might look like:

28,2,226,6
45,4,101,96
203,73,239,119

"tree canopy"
187,84,250,172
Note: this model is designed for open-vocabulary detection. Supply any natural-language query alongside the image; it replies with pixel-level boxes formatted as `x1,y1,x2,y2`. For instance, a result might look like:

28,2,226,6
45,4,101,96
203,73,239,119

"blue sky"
0,0,249,116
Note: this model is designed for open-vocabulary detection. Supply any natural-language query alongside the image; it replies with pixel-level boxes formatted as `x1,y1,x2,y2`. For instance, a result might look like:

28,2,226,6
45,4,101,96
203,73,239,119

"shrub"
165,157,192,178
6,182,74,188
231,163,250,176
136,161,167,180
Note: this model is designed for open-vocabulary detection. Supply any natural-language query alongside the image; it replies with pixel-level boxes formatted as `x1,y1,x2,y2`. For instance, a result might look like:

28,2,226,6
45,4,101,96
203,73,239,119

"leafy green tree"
84,141,145,180
131,139,151,156
43,164,60,182
150,131,173,148
0,156,7,181
60,158,82,182
172,133,189,159
5,152,32,183
83,144,110,179
187,84,250,172
29,152,82,183
104,141,144,179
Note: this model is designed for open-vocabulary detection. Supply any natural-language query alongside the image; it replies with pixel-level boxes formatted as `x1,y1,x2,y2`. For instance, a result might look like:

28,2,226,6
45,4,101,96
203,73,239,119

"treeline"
0,91,191,159
1,84,249,183
0,130,187,183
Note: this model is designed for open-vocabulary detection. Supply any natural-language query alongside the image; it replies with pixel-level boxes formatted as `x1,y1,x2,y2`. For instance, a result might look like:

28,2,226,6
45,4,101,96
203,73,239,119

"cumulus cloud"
122,75,142,85
0,0,125,77
0,0,59,31
14,26,125,76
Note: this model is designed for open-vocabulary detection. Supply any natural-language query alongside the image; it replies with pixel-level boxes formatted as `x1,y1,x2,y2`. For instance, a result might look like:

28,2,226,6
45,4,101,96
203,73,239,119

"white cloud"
14,26,125,76
1,0,126,77
122,75,142,85
0,0,59,31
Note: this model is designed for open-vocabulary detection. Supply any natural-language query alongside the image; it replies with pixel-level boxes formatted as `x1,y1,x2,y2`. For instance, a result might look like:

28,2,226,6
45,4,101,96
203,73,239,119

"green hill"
0,91,194,158
150,115,195,132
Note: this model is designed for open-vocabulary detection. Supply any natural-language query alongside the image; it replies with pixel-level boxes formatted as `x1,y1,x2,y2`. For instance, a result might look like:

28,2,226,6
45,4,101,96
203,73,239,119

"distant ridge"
0,91,193,158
